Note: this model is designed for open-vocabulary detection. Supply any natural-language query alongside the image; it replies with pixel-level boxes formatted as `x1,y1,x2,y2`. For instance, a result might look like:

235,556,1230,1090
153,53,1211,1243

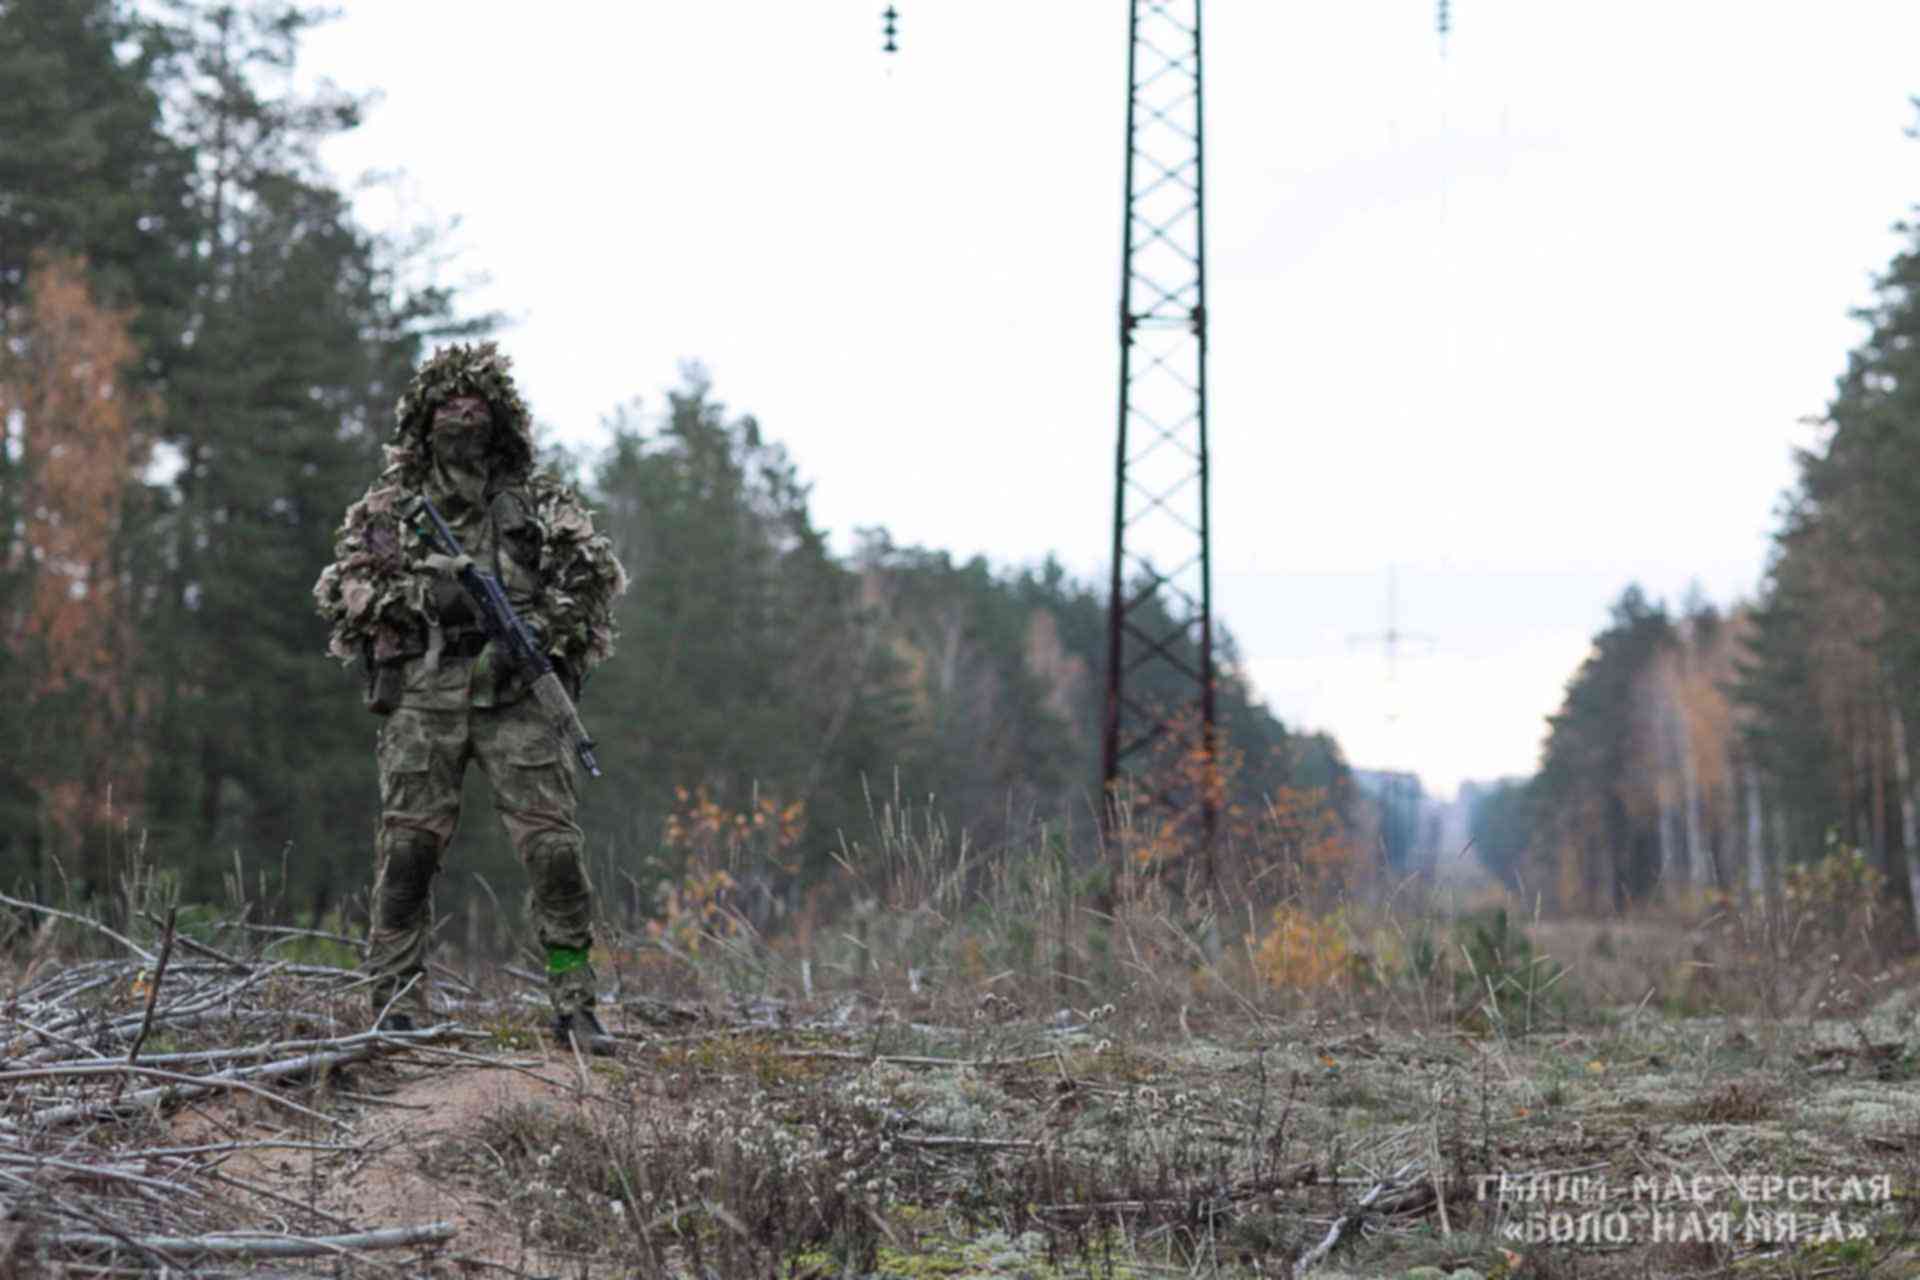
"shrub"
1253,904,1353,990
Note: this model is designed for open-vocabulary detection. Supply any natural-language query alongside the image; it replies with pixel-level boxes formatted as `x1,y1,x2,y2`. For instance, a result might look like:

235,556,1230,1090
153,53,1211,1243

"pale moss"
870,1244,971,1276
1659,1122,1790,1158
1163,1040,1249,1072
1797,1093,1917,1134
858,1223,1154,1279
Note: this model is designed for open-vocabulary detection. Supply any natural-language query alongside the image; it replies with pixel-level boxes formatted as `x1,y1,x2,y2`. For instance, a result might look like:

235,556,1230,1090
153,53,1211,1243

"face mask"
430,396,495,478
430,419,493,475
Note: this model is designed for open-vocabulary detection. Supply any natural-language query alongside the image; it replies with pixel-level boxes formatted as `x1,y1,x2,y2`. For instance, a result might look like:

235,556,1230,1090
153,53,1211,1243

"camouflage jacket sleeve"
527,473,629,675
311,477,430,665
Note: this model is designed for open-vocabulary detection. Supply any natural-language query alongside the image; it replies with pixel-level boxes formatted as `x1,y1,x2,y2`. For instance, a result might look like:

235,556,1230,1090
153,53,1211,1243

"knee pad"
378,833,441,919
526,837,588,898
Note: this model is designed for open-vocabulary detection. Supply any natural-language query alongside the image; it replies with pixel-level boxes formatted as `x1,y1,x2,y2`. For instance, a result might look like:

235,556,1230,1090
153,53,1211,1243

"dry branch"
5,1050,371,1129
124,905,177,1065
779,1048,1059,1068
0,890,154,963
1292,1160,1422,1278
46,1220,456,1257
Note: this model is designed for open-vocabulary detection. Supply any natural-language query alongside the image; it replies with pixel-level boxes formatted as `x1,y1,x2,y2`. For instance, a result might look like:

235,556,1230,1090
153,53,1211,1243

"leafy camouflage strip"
311,344,629,670
312,480,429,663
524,472,628,669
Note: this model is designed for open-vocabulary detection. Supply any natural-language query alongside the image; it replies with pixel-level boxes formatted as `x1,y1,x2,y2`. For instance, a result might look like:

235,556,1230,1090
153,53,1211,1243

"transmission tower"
1102,0,1215,863
1347,566,1435,724
1349,567,1436,869
871,2,1449,878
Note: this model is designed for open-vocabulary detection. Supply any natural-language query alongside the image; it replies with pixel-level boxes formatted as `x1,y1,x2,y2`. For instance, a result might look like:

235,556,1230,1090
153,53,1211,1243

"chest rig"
429,487,543,657
365,485,546,715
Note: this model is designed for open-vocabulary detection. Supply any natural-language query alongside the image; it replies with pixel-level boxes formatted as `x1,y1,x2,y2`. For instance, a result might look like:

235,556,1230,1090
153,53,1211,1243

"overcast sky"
299,2,1920,799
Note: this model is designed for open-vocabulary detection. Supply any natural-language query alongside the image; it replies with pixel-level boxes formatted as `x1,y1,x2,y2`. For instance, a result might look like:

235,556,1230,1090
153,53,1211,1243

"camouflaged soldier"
313,343,629,1055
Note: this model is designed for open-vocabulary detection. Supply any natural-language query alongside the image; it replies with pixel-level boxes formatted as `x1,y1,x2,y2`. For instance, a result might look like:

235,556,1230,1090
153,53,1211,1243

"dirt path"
344,1056,592,1270
169,1041,617,1276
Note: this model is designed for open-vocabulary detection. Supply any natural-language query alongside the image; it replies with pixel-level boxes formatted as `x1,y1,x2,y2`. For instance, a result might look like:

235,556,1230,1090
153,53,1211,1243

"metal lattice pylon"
1102,0,1215,863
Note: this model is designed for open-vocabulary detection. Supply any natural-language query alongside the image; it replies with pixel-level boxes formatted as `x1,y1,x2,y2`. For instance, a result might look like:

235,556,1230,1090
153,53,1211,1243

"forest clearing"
13,4,1920,1277
3,831,1917,1279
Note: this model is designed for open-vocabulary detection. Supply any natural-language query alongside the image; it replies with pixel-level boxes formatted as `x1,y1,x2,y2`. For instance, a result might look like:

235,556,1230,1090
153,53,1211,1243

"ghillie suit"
312,343,628,1049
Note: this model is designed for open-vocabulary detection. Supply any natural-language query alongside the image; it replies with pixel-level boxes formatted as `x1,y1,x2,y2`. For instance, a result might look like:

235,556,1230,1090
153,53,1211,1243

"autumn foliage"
1252,903,1356,991
1104,703,1240,874
1097,701,1368,990
0,251,148,868
648,785,807,953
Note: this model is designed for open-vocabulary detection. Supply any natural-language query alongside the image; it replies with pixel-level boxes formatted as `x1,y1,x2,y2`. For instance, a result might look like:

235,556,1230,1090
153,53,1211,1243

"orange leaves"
1107,701,1242,871
1260,785,1362,895
650,785,808,951
1252,904,1354,991
1106,700,1364,909
1,251,150,844
663,785,807,866
2,251,146,693
647,866,739,954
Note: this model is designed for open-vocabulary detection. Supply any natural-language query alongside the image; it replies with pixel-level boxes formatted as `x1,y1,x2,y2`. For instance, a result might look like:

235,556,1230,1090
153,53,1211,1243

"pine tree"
0,0,193,320
111,1,473,907
0,0,474,907
1734,148,1920,931
1532,586,1675,910
583,373,892,906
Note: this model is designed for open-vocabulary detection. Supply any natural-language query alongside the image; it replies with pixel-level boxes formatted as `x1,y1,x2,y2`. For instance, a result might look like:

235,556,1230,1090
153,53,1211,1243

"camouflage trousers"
363,694,598,1020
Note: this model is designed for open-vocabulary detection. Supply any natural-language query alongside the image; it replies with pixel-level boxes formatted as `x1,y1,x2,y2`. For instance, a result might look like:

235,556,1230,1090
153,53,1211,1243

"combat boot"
553,1007,618,1057
369,971,430,1034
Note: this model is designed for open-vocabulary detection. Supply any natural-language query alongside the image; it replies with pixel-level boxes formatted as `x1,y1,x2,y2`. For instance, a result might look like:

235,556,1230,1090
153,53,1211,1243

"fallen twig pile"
0,894,467,1275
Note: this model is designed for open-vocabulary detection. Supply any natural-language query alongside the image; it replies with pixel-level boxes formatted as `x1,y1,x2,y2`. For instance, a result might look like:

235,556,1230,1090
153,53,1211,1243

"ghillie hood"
386,341,536,485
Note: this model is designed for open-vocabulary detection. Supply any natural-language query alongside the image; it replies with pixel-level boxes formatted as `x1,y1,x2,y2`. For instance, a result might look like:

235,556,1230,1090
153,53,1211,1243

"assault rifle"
405,495,603,779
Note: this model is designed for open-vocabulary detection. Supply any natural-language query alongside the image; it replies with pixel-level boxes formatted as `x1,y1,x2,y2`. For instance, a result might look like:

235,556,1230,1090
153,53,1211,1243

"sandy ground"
167,1037,616,1275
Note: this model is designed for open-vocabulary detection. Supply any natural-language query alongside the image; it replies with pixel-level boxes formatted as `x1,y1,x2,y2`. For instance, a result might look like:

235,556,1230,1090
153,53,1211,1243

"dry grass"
5,804,1920,1276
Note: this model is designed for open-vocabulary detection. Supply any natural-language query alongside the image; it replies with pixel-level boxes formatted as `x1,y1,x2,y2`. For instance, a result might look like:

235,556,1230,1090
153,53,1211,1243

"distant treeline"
1476,121,1920,933
0,0,1353,936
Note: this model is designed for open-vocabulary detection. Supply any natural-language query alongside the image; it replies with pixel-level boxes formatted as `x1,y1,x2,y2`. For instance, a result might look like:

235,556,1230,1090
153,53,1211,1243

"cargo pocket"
494,725,575,839
376,713,434,810
504,732,561,769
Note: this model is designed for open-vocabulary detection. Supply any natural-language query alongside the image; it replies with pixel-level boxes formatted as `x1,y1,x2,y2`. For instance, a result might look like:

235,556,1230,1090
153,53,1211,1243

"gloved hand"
420,552,473,577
